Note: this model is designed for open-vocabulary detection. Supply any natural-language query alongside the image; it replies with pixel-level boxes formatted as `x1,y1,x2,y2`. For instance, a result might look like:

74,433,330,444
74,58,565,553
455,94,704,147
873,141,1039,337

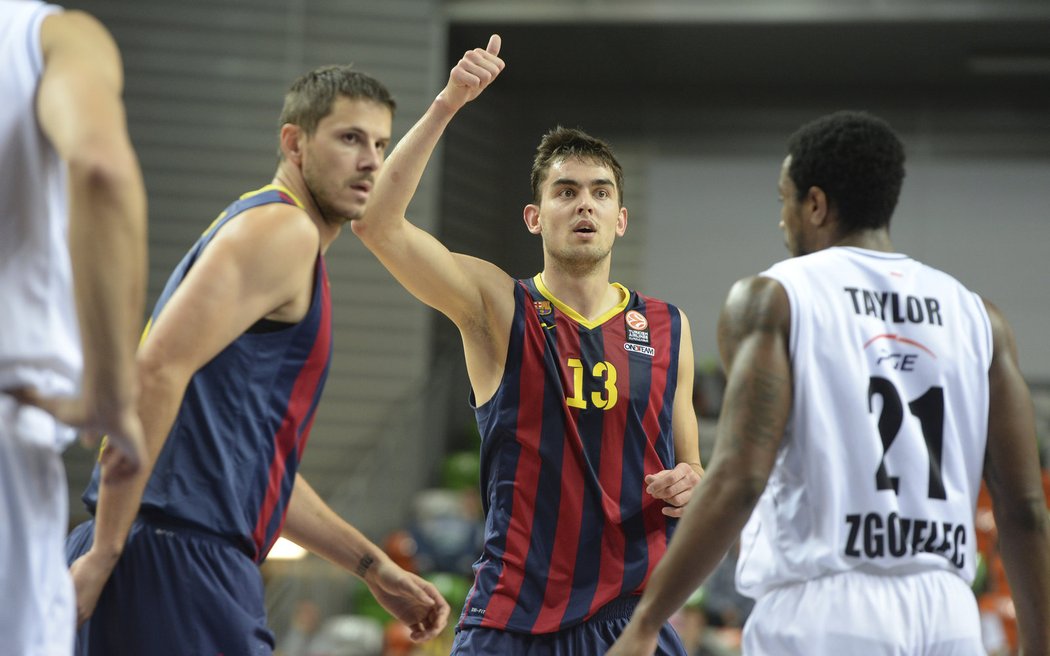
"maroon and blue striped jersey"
458,274,683,634
83,185,332,563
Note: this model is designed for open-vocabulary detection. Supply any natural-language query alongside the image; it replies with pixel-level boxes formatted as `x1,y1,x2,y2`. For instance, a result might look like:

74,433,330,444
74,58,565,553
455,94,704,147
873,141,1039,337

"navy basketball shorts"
66,515,274,656
450,596,687,655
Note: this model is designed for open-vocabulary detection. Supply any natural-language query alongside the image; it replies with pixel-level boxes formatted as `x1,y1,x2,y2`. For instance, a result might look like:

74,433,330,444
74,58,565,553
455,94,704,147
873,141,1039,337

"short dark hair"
786,111,905,232
530,127,625,205
277,65,395,155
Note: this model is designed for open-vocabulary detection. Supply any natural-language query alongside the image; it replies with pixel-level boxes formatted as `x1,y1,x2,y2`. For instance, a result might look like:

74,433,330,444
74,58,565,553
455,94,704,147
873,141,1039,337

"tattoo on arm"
356,554,375,577
740,365,788,451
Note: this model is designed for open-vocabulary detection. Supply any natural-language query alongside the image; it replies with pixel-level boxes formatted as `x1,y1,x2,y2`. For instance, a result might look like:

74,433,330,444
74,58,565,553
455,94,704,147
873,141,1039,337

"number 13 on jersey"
565,358,618,410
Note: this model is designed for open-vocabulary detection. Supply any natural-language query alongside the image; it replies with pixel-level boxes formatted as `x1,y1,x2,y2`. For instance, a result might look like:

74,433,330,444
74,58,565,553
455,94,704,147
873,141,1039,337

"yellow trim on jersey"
249,184,306,210
532,274,630,330
139,317,153,345
201,184,306,235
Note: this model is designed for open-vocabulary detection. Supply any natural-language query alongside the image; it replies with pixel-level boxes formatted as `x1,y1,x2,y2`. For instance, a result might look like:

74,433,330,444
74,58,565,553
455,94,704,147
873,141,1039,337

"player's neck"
539,268,623,321
834,228,894,253
270,167,341,253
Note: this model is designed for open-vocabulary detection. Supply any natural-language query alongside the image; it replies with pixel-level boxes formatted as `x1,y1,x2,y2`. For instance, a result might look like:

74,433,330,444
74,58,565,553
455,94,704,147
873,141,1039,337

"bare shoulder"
217,202,319,257
721,275,790,332
40,9,116,58
980,297,1013,355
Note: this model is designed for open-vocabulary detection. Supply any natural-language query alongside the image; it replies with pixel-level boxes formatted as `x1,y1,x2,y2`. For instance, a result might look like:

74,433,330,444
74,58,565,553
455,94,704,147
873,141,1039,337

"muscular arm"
981,300,1050,654
611,276,792,652
71,205,319,624
31,10,147,473
283,476,450,641
350,36,513,401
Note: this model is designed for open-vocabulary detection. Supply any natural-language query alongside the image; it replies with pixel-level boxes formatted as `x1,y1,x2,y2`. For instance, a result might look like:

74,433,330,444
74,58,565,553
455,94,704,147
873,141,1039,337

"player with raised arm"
353,35,703,655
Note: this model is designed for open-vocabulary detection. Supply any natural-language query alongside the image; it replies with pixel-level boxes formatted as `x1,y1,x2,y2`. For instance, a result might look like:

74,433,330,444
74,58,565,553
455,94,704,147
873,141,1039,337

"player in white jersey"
610,111,1050,655
0,1,147,652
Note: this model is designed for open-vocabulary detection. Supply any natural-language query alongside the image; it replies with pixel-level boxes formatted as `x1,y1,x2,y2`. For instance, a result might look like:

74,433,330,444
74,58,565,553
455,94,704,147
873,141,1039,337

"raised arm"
69,205,320,625
282,475,450,642
17,10,148,477
981,299,1050,654
350,35,510,331
645,311,703,517
609,276,792,655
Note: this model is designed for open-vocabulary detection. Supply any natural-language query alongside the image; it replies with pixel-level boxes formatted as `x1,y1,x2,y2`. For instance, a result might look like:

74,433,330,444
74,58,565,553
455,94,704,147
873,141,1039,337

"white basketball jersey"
0,0,80,398
737,246,992,598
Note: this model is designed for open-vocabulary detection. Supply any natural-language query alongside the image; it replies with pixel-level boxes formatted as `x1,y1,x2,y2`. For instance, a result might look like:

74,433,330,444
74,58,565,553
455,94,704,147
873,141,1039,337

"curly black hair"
786,111,905,232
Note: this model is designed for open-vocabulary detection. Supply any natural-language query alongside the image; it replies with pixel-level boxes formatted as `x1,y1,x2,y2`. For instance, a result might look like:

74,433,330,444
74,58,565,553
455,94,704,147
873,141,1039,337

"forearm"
282,475,387,577
996,500,1050,653
89,363,185,558
633,461,758,633
68,139,147,412
352,98,457,239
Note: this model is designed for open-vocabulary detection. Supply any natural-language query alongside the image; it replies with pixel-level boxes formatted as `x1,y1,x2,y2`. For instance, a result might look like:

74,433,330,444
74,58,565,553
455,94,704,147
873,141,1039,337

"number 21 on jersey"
868,376,946,500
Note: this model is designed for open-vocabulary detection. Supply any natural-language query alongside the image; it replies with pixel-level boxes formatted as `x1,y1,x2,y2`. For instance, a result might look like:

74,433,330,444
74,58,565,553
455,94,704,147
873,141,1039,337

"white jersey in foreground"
0,3,78,654
0,0,80,399
737,246,992,598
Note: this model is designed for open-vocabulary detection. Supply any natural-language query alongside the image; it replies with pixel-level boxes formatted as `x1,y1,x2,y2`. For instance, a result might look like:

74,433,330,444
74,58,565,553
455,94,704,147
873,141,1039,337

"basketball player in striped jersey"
353,36,703,654
1,3,147,652
64,66,449,654
610,112,1050,654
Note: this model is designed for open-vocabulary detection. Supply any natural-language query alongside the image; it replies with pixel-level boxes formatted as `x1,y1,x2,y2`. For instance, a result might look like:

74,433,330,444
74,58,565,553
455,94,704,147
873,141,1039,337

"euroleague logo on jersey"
625,310,650,345
625,310,648,330
623,310,654,356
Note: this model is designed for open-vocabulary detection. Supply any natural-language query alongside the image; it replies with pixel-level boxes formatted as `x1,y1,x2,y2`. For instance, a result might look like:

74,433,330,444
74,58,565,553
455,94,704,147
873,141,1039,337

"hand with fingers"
645,461,703,518
365,558,452,643
438,33,505,110
68,547,117,627
5,386,145,483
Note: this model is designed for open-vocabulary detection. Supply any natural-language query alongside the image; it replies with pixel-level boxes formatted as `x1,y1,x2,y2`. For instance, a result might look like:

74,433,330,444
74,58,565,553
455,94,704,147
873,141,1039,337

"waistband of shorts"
589,595,641,622
135,510,254,559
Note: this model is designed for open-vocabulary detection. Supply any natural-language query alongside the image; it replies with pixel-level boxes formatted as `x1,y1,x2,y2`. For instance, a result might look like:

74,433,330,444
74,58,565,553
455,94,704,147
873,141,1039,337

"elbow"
136,348,188,399
348,217,369,240
736,473,769,509
66,139,139,196
996,496,1050,536
703,464,769,516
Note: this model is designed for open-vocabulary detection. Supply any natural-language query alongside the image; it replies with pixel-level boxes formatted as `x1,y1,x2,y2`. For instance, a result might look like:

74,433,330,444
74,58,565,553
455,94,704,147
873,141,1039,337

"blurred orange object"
384,529,419,574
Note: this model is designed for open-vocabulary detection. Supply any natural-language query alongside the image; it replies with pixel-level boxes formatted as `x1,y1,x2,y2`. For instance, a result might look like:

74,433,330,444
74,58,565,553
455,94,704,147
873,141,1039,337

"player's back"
737,246,991,597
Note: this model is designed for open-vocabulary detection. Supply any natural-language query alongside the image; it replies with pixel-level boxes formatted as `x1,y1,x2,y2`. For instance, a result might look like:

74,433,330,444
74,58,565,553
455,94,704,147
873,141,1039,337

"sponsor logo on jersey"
533,300,552,316
627,328,649,344
863,333,936,358
624,342,655,357
863,334,937,373
625,310,650,344
625,310,648,330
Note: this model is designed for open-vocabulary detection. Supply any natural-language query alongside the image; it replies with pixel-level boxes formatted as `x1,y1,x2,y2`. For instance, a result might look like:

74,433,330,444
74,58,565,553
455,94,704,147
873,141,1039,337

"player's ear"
616,207,627,237
806,186,829,227
523,203,542,234
279,123,305,165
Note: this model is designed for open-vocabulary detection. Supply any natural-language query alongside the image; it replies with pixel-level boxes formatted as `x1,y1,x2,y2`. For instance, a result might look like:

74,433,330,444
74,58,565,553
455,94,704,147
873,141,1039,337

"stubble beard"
547,241,612,277
303,171,359,227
